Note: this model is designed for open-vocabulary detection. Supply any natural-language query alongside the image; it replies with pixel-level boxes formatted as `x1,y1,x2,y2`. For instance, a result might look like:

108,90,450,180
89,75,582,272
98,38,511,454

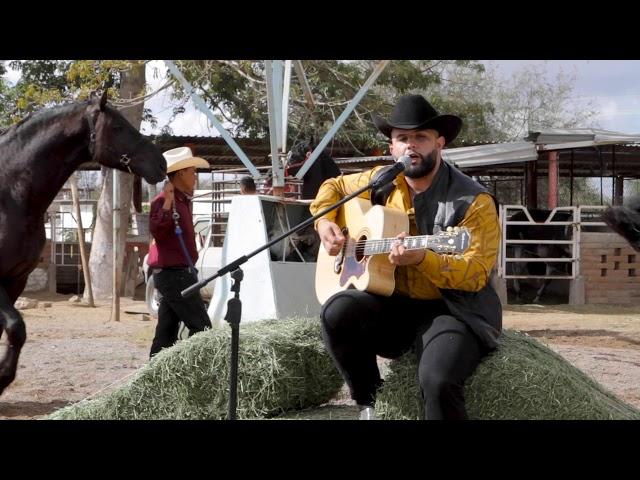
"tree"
416,61,499,146
424,62,601,207
483,62,599,142
0,62,17,128
165,60,494,153
87,62,146,300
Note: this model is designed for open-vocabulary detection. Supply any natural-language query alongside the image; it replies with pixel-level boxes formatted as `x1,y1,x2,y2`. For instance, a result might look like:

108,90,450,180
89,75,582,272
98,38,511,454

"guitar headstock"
429,226,471,254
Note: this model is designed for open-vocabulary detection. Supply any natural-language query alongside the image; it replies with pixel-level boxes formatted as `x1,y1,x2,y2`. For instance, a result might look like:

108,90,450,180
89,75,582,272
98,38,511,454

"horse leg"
533,245,566,303
533,279,551,303
533,258,554,303
0,285,27,395
511,246,523,302
512,278,522,302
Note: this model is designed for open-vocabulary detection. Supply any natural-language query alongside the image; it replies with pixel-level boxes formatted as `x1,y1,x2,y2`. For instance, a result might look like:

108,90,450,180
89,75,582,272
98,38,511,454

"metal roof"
527,128,640,150
442,142,538,168
74,129,640,179
334,142,539,170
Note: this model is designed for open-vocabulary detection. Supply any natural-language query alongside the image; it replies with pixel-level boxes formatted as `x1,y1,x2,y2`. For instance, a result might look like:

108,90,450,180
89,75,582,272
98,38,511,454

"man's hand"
317,219,345,256
162,181,174,210
388,231,426,266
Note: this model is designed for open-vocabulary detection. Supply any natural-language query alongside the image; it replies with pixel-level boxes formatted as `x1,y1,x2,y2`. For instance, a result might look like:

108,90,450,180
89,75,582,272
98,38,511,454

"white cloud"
2,61,21,85
599,100,619,119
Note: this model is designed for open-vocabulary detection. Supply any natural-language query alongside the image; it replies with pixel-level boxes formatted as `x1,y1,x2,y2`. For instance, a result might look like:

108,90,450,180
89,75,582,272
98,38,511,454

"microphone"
371,155,412,188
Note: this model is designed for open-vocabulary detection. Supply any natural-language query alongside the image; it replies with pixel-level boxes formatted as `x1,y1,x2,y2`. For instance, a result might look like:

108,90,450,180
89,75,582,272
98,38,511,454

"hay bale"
48,318,343,420
376,329,640,420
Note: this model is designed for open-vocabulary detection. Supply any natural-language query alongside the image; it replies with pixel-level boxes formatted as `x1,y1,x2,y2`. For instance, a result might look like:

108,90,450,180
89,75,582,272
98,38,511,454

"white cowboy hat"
163,147,210,173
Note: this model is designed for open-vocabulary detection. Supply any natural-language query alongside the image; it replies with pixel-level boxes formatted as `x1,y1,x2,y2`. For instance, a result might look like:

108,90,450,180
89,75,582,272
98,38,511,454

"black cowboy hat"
372,94,463,145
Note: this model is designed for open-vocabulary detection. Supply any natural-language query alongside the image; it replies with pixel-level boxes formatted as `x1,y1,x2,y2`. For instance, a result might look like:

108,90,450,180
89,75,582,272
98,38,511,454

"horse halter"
86,111,134,174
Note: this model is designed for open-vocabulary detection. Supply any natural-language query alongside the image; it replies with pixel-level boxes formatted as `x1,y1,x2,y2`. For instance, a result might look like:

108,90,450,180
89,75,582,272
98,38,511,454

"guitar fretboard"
346,236,431,256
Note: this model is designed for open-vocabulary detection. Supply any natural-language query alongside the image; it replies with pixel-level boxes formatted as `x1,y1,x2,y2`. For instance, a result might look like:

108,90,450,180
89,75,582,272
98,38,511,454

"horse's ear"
99,90,108,111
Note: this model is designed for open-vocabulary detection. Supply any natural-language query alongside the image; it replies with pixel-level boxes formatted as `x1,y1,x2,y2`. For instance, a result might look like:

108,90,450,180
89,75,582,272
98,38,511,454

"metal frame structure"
499,205,579,281
163,60,390,188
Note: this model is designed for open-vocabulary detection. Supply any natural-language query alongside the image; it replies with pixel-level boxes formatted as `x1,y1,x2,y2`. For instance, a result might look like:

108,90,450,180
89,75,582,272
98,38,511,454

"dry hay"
48,318,343,420
48,320,640,420
375,329,640,420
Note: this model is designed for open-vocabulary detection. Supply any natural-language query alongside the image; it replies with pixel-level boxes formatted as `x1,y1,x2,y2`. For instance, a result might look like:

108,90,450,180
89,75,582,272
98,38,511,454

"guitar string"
343,234,463,255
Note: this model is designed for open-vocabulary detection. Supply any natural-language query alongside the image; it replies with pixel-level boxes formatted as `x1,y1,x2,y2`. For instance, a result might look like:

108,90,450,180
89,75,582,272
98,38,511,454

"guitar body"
315,197,409,304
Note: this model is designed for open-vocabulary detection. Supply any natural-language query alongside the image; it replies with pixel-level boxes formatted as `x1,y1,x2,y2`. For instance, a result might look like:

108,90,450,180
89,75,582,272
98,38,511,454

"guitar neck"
361,235,432,256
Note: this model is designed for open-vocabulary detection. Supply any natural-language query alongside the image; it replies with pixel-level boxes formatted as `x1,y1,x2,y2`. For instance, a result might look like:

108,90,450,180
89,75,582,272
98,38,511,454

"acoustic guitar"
315,197,471,303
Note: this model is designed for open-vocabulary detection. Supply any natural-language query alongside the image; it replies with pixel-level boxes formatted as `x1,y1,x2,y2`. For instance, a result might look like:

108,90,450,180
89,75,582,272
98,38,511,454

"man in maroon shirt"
147,147,212,358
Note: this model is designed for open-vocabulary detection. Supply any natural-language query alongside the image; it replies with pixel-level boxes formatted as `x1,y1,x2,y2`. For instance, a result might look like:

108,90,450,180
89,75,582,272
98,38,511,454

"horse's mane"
0,100,89,145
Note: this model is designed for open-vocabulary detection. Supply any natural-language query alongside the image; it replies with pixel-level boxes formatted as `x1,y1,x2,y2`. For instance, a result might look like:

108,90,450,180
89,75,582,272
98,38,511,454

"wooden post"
110,169,120,322
525,160,538,209
548,151,559,210
48,212,57,294
613,146,624,206
615,176,624,206
570,149,574,205
69,173,95,307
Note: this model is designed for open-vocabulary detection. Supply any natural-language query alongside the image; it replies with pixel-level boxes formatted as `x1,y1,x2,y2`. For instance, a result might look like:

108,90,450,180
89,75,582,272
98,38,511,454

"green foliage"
1,60,600,155
0,62,16,128
1,60,145,124
169,60,494,152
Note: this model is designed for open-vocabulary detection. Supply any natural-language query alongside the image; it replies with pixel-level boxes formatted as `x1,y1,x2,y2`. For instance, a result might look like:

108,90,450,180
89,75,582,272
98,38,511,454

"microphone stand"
181,168,404,420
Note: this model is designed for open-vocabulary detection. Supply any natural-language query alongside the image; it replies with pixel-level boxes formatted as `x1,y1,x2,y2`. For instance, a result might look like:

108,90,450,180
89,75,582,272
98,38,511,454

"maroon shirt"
147,188,199,268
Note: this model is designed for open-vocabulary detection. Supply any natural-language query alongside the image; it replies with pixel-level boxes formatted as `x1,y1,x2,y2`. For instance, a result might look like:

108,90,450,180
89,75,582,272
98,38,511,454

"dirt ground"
2,291,640,420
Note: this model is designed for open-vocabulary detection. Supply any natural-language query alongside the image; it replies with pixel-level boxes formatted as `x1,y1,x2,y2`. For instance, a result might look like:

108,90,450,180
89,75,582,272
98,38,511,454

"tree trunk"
85,62,146,301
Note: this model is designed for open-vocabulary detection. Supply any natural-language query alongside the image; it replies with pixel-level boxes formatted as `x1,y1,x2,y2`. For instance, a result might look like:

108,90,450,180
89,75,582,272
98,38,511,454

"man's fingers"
330,225,344,241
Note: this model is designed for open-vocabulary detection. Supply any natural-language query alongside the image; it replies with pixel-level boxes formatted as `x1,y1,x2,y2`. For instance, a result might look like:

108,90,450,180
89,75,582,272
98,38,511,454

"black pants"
149,268,212,358
320,290,487,420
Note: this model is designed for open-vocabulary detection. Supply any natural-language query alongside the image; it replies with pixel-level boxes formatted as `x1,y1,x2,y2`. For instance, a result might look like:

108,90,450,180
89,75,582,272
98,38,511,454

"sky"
144,60,640,137
482,60,640,134
4,60,640,136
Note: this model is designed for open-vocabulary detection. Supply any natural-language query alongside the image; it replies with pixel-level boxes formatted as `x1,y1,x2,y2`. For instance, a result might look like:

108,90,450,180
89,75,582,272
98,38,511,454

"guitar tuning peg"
446,226,453,232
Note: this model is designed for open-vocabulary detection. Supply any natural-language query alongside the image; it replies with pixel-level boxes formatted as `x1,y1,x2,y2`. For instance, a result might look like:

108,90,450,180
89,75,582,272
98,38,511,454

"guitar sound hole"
355,235,367,262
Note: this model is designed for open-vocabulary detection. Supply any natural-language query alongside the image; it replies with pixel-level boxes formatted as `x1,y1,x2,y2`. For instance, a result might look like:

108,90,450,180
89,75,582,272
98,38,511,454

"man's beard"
404,150,439,179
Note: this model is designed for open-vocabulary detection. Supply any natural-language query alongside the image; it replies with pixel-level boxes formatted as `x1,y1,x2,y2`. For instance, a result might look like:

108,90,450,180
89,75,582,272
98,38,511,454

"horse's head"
86,91,166,184
285,139,332,177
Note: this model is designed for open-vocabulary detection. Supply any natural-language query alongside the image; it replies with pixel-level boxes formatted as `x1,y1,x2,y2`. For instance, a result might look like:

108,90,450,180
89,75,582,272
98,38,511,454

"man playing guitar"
310,94,502,420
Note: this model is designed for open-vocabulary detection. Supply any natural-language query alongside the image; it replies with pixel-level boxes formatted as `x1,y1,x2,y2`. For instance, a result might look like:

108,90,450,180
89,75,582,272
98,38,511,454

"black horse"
603,196,640,251
506,208,573,303
0,92,166,395
285,139,341,200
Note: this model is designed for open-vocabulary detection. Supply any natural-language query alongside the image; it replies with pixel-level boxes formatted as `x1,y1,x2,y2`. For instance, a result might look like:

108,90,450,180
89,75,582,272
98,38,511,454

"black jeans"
320,290,488,420
149,268,212,358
